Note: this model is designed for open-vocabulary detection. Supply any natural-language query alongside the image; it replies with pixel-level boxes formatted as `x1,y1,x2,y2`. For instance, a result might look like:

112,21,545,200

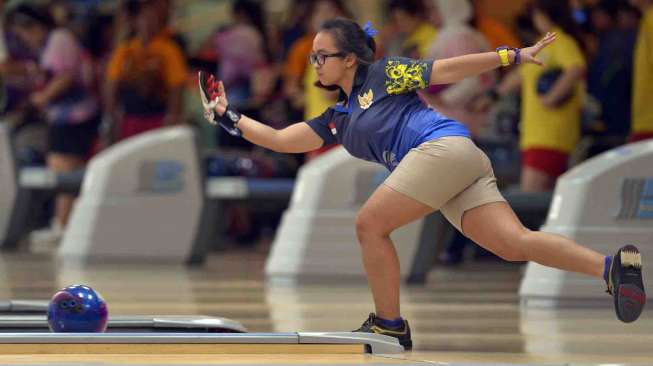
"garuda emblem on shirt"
358,89,374,110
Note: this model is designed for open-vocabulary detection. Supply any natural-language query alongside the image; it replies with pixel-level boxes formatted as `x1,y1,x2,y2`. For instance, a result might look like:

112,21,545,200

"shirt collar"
354,63,369,88
338,63,370,102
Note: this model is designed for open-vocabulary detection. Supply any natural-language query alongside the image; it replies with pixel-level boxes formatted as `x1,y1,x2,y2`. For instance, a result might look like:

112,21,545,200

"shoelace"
362,313,377,328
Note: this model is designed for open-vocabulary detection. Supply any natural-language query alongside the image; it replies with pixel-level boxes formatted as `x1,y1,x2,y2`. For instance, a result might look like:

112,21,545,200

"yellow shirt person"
519,28,585,154
303,67,336,121
631,7,653,141
404,23,438,59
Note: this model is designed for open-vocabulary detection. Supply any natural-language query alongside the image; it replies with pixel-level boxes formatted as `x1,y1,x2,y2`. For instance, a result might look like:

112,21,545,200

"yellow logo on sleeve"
385,60,428,95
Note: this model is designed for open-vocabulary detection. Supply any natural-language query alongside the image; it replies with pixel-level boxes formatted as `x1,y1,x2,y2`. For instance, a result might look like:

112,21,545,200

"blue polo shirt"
306,57,470,171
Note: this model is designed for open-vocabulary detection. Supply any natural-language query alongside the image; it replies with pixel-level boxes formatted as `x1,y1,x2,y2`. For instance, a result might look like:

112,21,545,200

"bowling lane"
2,250,653,365
0,353,413,365
0,343,365,354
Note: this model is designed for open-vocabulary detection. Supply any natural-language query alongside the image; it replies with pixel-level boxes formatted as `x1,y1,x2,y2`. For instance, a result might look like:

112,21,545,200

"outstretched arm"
235,116,324,153
429,32,557,85
199,73,324,153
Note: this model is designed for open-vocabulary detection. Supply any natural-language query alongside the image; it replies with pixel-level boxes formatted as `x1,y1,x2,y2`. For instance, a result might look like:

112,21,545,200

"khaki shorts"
384,136,506,233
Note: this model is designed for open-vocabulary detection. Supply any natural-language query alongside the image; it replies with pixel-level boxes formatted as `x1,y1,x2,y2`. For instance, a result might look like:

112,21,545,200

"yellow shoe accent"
370,325,408,336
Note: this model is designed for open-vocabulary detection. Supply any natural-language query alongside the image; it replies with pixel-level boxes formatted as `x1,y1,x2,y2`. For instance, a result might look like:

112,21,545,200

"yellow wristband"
497,48,510,67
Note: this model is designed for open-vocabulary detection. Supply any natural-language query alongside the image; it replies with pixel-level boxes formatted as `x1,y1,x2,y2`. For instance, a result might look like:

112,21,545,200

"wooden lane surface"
2,351,653,365
1,250,652,364
0,344,365,354
0,354,410,365
3,352,653,366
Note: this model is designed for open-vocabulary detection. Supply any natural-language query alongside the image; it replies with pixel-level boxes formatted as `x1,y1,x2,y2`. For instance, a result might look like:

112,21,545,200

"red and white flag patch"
328,122,337,135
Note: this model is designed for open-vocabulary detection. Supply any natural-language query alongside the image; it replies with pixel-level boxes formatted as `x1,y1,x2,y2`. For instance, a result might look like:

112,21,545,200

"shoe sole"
614,247,646,323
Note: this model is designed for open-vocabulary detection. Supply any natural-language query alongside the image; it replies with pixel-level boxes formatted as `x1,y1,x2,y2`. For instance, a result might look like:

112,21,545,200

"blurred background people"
629,0,653,142
8,3,100,245
489,0,586,193
421,0,496,137
0,0,649,258
104,0,187,145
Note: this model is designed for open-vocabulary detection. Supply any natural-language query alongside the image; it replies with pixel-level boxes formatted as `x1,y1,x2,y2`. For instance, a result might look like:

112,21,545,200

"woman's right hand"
198,71,229,122
211,77,229,117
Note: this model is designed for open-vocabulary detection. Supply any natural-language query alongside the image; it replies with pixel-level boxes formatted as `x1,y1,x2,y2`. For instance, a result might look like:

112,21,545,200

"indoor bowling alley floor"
0,245,652,366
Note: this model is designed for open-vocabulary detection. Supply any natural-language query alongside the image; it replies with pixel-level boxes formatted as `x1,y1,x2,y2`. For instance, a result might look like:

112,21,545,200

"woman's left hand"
519,32,557,66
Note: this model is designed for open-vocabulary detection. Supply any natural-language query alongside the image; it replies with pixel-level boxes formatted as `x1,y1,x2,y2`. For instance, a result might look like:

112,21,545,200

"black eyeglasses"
309,52,346,66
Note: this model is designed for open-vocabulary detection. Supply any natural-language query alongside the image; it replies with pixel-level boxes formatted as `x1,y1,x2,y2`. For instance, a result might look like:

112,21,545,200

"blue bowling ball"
47,285,109,332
